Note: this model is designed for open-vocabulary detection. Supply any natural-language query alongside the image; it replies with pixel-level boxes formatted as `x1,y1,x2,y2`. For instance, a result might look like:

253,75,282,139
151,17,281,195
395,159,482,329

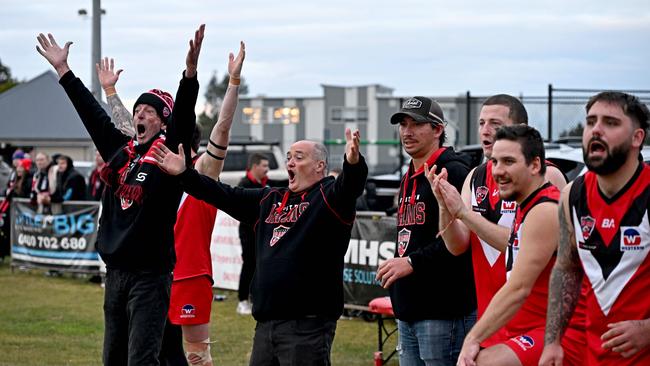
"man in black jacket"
36,25,203,366
236,153,269,315
376,97,476,366
153,128,367,366
51,155,87,202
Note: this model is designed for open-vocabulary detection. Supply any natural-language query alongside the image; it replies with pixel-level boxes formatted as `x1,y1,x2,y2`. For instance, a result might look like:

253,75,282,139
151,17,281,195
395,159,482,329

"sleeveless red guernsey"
504,183,559,334
469,160,515,346
568,163,650,365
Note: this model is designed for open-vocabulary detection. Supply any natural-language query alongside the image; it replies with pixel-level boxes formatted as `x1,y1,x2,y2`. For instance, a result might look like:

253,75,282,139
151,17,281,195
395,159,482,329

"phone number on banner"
17,234,87,251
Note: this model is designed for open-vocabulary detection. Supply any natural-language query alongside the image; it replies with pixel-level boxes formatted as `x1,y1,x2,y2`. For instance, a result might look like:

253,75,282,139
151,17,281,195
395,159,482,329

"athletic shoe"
236,300,252,315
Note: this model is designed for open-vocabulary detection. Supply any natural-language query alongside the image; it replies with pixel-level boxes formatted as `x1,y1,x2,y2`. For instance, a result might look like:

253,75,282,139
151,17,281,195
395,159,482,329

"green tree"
0,58,19,94
198,71,248,139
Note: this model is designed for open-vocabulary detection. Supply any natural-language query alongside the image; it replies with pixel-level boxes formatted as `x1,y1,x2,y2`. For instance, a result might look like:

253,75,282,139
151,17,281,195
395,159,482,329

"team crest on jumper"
120,197,133,210
398,228,412,257
580,216,596,240
475,186,489,205
270,225,289,247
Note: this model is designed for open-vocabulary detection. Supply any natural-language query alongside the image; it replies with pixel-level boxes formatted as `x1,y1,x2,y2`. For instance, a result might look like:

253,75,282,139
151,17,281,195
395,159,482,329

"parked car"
199,140,289,186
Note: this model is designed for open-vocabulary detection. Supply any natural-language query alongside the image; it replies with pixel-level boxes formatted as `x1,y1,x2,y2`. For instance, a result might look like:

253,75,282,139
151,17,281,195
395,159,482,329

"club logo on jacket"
120,197,133,210
397,228,411,257
621,227,644,251
270,225,289,247
475,186,488,205
580,216,595,240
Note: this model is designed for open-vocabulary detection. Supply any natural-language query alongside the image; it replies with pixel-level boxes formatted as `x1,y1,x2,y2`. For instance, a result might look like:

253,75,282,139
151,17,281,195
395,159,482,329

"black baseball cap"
390,96,445,125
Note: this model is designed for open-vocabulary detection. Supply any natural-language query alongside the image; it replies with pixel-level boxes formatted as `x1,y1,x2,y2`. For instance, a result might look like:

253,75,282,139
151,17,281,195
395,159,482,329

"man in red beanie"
36,24,205,366
97,40,247,366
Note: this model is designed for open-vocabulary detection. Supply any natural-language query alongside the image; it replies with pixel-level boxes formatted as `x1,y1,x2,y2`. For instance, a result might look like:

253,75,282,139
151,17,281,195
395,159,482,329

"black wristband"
205,150,225,160
208,139,227,151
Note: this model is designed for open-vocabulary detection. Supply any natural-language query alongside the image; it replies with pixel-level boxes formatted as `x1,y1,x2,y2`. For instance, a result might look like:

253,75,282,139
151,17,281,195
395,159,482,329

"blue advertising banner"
10,198,101,273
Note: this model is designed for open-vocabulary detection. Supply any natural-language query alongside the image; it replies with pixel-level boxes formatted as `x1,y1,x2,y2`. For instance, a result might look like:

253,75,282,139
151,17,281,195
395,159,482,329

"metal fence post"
548,84,553,141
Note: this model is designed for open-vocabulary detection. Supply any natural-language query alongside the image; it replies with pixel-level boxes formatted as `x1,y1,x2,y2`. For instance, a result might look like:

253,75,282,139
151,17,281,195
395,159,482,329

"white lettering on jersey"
602,218,615,229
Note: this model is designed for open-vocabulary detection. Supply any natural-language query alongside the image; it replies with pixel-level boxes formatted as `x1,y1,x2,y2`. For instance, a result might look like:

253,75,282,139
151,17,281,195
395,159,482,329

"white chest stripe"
574,209,650,316
480,212,514,267
480,238,501,267
470,182,478,207
505,221,524,281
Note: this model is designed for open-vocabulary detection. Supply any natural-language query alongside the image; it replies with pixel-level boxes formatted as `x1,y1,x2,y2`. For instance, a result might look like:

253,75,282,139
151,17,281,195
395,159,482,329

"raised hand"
424,163,440,189
228,41,246,79
345,128,361,165
185,24,205,78
36,33,72,77
424,163,445,203
437,178,468,219
151,143,188,176
96,57,123,90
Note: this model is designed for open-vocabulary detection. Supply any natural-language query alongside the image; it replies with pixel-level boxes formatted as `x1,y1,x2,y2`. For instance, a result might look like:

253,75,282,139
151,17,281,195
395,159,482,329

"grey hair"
311,141,329,169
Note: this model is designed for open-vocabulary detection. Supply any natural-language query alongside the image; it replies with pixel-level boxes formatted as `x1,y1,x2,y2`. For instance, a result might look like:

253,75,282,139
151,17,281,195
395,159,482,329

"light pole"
78,0,105,100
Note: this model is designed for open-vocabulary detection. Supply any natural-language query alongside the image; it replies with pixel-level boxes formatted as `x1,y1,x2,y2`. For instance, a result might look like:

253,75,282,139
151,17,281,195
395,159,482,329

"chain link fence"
454,87,650,147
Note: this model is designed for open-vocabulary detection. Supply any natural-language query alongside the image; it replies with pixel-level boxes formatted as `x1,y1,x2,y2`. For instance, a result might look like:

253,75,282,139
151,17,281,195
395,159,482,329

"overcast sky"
2,0,649,109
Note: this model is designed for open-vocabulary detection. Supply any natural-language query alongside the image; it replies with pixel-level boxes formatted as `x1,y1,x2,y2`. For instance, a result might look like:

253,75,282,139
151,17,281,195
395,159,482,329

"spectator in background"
88,150,106,201
31,152,57,213
6,150,26,193
51,155,87,202
0,155,33,260
12,159,33,198
11,149,25,167
236,153,269,315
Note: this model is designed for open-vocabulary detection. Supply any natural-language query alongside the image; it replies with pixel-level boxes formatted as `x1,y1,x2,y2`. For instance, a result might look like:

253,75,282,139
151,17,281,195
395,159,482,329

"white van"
199,140,288,187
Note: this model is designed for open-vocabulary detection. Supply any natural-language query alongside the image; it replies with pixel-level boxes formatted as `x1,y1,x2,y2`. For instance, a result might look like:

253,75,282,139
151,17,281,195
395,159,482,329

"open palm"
228,41,246,79
151,143,187,176
36,33,72,76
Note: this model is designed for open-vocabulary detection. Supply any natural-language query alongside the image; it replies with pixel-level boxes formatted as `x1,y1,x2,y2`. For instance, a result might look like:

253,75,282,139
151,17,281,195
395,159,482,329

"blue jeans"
103,269,172,366
397,311,477,366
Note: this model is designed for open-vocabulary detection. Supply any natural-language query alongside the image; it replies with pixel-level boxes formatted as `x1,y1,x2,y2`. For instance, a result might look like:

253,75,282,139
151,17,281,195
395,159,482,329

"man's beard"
583,138,629,175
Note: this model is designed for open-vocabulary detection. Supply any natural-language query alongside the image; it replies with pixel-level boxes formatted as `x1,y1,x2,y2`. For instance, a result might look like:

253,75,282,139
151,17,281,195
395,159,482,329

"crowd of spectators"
0,148,103,260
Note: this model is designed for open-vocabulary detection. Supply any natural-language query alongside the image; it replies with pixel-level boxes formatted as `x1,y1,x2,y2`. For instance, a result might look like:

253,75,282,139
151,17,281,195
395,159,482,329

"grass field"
0,261,397,365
